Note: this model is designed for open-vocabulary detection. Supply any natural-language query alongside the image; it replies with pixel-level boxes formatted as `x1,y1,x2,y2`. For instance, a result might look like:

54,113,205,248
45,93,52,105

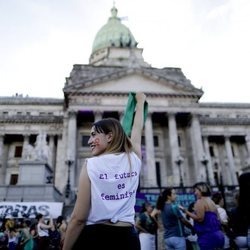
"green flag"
122,92,148,136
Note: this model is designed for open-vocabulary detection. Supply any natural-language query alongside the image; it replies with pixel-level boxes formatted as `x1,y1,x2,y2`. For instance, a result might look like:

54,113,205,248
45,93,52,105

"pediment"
86,74,178,93
66,72,201,97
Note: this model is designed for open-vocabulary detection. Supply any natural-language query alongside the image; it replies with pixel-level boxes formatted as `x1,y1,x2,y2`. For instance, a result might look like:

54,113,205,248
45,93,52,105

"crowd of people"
135,174,250,250
1,178,248,250
0,214,67,250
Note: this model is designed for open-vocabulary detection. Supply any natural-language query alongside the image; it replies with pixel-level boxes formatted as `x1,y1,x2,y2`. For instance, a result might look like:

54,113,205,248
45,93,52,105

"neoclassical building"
0,6,250,204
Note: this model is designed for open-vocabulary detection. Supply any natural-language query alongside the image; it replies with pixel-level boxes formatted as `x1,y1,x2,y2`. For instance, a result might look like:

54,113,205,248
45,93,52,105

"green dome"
92,6,138,53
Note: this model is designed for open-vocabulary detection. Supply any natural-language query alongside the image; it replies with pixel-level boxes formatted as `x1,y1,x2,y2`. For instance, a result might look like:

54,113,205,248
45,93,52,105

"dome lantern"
89,6,149,67
91,6,138,54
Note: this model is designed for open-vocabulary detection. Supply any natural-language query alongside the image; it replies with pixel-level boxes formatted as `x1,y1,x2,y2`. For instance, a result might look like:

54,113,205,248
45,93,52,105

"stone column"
245,135,250,157
144,113,157,187
168,113,180,186
225,136,238,185
244,134,250,169
203,136,215,185
22,134,30,160
55,134,64,191
94,111,102,122
217,143,230,185
0,134,5,184
67,111,77,187
119,111,124,124
48,135,55,169
190,114,204,181
0,135,3,161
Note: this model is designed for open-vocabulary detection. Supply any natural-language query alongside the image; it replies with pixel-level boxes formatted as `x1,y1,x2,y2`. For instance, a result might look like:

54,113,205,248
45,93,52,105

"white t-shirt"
37,223,49,237
216,205,228,223
216,205,230,248
86,152,141,225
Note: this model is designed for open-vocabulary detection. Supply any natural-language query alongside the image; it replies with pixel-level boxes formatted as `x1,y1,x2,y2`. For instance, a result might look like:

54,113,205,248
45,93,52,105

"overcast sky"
1,0,250,103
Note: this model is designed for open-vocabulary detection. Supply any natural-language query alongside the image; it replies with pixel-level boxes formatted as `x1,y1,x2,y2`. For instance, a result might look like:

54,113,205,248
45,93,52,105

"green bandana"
122,92,148,136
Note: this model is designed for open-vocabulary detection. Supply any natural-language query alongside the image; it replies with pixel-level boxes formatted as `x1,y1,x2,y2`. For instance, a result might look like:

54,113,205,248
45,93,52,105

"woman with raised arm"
179,182,224,250
36,214,53,250
62,93,146,250
153,188,193,250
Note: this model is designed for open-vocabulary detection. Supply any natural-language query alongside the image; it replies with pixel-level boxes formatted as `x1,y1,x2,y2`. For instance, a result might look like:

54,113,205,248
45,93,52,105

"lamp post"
201,155,210,185
65,160,74,199
175,155,184,188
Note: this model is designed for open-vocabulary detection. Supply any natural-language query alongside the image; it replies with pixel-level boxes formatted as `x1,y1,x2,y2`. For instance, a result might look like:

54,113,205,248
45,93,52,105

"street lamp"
65,160,74,199
175,155,184,188
201,155,210,185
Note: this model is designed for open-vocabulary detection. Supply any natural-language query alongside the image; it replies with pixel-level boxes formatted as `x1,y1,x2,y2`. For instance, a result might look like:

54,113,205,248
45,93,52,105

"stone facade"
1,7,250,205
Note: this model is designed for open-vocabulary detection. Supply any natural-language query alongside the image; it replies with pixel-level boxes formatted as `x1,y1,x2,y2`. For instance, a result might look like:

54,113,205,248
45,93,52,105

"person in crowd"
212,192,231,249
5,219,15,232
36,213,53,250
0,219,5,232
0,230,8,250
135,202,158,250
30,222,39,250
179,182,224,250
62,93,146,250
48,220,61,250
229,172,250,250
7,227,18,250
18,220,34,250
55,216,67,249
151,188,193,250
184,202,199,250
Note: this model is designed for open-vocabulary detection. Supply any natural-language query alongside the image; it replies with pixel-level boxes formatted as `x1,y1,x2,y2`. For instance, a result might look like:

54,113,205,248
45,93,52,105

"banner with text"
135,192,196,213
0,202,63,219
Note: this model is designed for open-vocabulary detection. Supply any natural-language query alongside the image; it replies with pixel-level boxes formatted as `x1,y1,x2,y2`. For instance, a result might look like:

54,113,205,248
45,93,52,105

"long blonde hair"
93,118,133,154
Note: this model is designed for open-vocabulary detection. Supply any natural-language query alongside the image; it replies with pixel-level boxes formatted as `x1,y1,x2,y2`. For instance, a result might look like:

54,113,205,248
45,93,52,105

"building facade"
1,6,250,205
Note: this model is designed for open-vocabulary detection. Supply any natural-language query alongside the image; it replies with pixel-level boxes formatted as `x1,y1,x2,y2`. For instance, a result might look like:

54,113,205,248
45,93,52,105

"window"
209,146,214,157
81,136,89,147
156,162,161,187
10,174,18,185
14,146,23,158
153,136,159,147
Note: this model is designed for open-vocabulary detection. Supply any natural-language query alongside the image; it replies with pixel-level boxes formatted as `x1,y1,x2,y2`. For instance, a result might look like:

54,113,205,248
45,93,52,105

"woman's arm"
21,228,31,245
179,217,194,230
62,161,91,250
179,200,205,223
130,92,146,159
39,214,53,230
135,217,148,233
150,208,160,219
30,228,38,239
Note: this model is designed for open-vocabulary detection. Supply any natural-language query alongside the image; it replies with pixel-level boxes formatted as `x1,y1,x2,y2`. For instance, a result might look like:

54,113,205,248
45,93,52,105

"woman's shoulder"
86,155,107,164
89,152,139,160
139,212,147,219
194,198,207,210
198,197,213,204
88,152,122,159
86,153,125,168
